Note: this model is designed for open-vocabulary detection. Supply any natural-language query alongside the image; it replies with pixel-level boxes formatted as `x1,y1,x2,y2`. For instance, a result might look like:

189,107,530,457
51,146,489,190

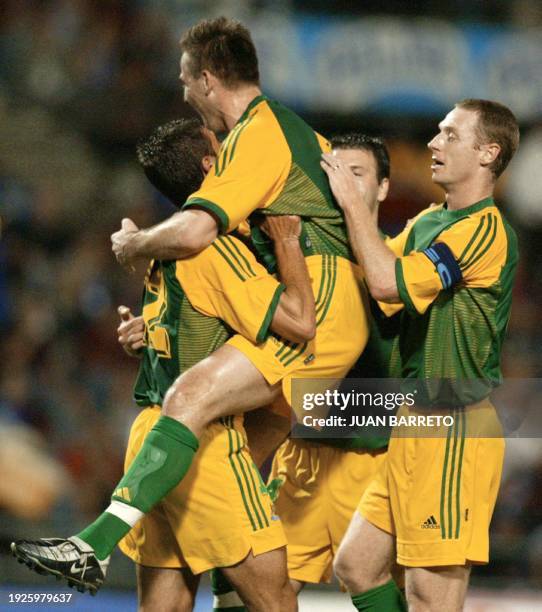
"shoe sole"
11,543,100,596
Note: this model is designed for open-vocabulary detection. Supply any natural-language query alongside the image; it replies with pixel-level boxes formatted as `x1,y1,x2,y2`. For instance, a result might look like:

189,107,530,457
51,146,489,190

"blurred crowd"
1,0,542,586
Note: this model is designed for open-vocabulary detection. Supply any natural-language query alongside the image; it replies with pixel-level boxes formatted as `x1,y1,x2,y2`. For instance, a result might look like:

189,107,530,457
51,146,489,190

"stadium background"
1,1,542,610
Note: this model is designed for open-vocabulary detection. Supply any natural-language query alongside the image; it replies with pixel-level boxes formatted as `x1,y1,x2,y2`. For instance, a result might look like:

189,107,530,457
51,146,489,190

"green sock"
211,568,246,611
77,416,199,560
351,580,407,611
77,513,132,561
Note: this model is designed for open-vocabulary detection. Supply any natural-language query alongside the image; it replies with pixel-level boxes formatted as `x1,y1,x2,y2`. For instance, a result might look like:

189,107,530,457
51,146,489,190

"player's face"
332,148,388,212
179,52,222,130
428,107,482,189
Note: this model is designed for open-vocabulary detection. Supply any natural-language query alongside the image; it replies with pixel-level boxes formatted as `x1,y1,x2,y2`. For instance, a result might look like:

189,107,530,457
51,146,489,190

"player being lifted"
15,118,312,610
13,16,368,597
322,99,519,611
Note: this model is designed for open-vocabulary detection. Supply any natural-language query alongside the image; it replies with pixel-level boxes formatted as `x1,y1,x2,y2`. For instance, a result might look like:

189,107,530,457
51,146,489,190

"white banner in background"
248,15,542,120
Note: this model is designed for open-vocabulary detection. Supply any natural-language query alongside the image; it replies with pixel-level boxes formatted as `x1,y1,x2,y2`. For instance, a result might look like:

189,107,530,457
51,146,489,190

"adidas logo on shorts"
421,515,440,529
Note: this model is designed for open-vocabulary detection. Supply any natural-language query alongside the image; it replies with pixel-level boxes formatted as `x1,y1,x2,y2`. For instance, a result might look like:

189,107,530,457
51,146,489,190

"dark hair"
180,17,259,87
455,99,520,178
136,119,212,207
330,133,390,183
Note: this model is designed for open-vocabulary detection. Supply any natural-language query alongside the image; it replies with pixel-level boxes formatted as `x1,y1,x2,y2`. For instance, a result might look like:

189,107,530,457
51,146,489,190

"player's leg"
405,565,470,612
334,514,406,611
161,345,281,435
79,347,281,563
167,416,293,612
211,403,292,612
243,403,292,468
108,344,280,522
212,551,308,606
333,451,407,612
385,405,504,611
289,579,305,594
221,547,297,612
10,347,282,591
91,346,280,544
137,565,200,612
269,439,335,589
211,567,246,612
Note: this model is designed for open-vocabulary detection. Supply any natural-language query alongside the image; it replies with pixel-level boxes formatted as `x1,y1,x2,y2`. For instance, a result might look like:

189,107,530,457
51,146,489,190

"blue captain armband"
423,242,462,289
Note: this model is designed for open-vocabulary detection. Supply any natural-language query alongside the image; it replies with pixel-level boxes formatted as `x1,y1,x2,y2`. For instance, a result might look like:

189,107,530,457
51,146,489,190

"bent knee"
406,588,438,612
162,376,210,418
334,551,391,594
333,551,355,584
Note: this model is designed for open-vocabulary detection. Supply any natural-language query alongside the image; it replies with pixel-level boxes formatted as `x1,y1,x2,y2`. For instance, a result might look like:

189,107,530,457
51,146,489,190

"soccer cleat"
11,536,109,595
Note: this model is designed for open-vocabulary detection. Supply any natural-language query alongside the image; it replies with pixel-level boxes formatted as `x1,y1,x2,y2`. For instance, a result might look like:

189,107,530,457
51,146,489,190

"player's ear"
479,142,500,169
377,178,389,203
201,70,216,95
201,155,216,174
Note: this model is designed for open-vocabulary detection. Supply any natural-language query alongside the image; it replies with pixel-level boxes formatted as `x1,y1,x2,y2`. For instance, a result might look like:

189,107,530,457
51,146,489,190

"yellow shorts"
269,438,387,583
119,406,286,573
227,255,369,414
358,402,504,567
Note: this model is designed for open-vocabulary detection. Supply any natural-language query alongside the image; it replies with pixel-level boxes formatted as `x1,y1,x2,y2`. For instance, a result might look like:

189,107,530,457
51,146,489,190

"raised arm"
111,209,219,267
264,216,317,342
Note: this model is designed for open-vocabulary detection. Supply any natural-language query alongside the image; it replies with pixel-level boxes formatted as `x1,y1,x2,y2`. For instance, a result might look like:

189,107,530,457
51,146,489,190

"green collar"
237,94,267,125
441,196,495,218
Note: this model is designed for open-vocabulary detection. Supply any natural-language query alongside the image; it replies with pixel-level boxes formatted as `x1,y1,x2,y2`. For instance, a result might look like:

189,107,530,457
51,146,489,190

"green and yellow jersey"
303,292,400,452
133,235,285,407
183,94,352,267
382,196,518,404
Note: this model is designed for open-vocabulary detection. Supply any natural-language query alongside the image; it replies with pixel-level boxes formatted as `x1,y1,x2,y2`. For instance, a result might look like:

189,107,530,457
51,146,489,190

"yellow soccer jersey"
134,235,284,408
177,234,285,344
383,196,518,387
183,95,352,262
394,201,514,315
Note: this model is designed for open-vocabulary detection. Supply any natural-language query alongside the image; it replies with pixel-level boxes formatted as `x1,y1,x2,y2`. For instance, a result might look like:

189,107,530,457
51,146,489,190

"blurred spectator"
0,419,70,520
505,125,542,227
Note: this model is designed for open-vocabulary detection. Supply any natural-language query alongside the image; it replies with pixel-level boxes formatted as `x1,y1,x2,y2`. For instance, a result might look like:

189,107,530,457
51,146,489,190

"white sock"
105,500,144,527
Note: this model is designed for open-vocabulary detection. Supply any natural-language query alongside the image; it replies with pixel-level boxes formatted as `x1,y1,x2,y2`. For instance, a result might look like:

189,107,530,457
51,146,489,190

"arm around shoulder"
115,209,219,263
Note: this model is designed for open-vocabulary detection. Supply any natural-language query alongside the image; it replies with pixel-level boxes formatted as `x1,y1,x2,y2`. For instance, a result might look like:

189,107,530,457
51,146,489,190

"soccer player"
12,16,368,595
322,100,520,611
14,118,313,610
269,135,394,593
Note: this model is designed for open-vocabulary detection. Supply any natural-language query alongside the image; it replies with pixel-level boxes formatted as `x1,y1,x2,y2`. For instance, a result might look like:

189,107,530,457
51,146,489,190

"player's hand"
321,152,370,211
111,218,140,270
117,305,145,358
261,215,302,243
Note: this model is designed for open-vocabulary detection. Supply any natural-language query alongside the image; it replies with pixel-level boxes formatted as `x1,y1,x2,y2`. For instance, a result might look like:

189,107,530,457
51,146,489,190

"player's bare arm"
111,208,218,267
321,152,400,303
264,215,316,342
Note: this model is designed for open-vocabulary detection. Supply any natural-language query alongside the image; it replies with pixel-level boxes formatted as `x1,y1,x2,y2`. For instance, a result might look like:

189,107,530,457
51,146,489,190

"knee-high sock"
77,416,198,560
351,579,407,611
